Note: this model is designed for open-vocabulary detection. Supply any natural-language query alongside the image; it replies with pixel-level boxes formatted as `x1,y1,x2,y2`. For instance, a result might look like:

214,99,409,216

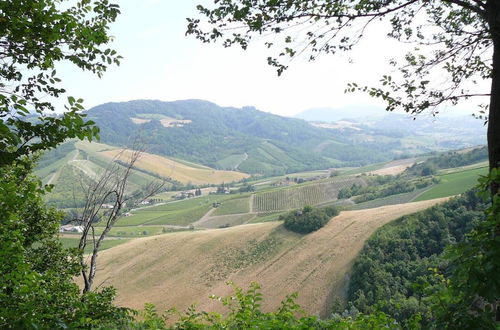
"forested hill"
86,100,376,174
86,100,484,175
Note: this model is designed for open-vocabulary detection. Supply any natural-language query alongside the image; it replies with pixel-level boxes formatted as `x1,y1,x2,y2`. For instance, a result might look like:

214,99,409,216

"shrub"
281,206,339,234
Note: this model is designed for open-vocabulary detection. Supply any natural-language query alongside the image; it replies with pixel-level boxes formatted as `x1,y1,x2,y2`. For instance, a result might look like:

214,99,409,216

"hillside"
36,140,248,207
84,100,485,175
90,198,449,318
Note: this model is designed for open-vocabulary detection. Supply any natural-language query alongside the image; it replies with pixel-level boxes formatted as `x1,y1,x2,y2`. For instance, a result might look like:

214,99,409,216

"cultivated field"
100,149,249,185
367,157,417,176
252,177,366,212
414,166,487,201
90,197,449,318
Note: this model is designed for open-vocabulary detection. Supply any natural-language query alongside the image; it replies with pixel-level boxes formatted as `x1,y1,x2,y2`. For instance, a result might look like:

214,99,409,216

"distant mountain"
83,100,486,175
294,105,385,122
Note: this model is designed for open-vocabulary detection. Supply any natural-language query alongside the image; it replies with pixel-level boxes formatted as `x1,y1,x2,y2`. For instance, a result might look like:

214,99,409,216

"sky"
55,0,483,118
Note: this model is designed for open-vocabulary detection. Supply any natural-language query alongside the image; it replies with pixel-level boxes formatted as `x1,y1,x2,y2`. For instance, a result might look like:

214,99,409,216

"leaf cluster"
0,159,131,328
0,0,121,166
281,205,339,234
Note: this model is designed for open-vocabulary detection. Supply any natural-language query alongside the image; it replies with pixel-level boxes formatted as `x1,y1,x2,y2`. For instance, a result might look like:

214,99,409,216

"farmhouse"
59,224,84,233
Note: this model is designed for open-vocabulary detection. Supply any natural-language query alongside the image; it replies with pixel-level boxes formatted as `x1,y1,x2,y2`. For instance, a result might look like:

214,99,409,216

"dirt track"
92,197,449,317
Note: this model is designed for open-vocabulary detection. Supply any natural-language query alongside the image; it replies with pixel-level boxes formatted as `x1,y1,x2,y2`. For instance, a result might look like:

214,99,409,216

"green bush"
131,282,401,329
281,206,339,234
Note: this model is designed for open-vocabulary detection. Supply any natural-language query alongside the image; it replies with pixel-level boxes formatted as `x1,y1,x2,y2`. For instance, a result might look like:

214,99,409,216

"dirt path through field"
47,150,79,185
234,152,248,170
92,197,449,318
191,207,216,227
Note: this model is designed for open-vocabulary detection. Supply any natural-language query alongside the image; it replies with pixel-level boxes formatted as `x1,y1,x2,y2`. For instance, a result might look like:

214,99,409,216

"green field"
60,237,130,253
338,162,387,176
213,197,250,215
249,212,287,223
414,167,487,201
113,194,238,226
351,188,431,210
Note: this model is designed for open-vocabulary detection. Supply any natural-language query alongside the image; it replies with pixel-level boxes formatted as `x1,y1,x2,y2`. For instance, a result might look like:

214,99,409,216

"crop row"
253,177,365,212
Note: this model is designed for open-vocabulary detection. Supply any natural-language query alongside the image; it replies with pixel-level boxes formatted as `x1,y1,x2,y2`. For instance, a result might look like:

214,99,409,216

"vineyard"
252,177,366,212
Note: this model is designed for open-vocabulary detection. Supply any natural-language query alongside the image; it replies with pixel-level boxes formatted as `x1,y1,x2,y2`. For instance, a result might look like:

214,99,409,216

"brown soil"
91,197,449,318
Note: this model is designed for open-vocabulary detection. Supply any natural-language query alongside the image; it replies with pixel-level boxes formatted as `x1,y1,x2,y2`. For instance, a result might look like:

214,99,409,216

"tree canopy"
187,0,500,193
0,1,130,327
0,0,121,166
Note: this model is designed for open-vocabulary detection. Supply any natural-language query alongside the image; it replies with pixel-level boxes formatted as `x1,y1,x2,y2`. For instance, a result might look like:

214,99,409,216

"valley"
58,144,488,251
4,0,498,327
38,101,490,325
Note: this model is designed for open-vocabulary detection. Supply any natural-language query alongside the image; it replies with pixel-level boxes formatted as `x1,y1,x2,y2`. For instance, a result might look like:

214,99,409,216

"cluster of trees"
280,205,339,234
348,190,491,327
0,1,135,327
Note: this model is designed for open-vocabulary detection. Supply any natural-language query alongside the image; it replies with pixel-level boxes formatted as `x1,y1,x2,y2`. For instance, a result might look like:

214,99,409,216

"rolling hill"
84,99,486,175
36,140,248,207
89,198,449,318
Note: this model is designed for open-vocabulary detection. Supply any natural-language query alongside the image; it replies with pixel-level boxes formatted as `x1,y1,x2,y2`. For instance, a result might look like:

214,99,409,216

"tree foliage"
348,190,488,327
0,0,121,166
187,1,490,111
281,205,339,233
0,160,131,328
186,0,500,195
0,1,132,327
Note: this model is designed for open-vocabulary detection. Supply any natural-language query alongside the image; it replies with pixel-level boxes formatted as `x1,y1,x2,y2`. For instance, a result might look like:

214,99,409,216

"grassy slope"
60,236,130,253
91,198,448,318
113,194,238,227
36,149,79,183
212,197,250,215
414,166,487,201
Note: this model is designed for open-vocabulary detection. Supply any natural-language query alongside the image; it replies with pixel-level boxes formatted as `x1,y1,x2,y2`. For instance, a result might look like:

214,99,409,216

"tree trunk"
488,0,500,196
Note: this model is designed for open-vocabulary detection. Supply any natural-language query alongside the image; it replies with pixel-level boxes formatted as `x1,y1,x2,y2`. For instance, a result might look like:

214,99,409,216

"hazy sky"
56,0,482,117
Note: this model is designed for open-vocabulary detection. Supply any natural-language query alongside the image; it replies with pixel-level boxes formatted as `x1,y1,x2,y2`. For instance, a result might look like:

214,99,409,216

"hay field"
367,157,417,176
99,149,249,185
91,197,448,318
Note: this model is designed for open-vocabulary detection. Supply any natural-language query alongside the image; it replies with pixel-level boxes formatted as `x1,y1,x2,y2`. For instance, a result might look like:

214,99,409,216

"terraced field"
252,177,366,212
39,141,248,187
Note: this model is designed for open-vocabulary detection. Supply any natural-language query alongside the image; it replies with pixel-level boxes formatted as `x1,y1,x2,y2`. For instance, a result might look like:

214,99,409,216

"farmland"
112,194,242,227
414,166,488,201
99,147,249,185
252,177,366,212
36,141,249,198
91,198,449,317
60,236,131,253
212,196,251,215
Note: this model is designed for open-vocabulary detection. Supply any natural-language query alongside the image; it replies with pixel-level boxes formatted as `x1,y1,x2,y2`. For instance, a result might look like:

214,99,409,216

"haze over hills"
85,99,486,176
294,105,386,122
